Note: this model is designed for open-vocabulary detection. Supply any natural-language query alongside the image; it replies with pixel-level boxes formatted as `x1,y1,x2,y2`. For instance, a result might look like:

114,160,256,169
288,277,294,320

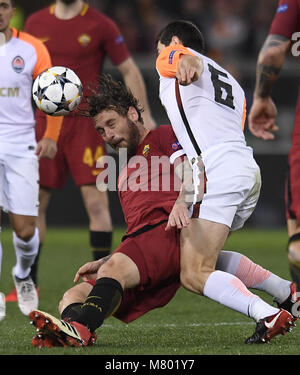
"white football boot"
12,269,38,315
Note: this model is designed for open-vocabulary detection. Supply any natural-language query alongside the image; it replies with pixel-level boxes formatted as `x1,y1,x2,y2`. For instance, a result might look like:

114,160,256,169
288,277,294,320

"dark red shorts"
285,91,300,221
36,113,106,189
87,223,181,323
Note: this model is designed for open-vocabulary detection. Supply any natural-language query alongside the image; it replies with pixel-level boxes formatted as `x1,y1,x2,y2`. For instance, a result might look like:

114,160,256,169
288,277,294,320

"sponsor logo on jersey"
171,141,181,150
143,144,150,157
78,34,91,47
0,87,20,97
12,55,25,73
277,4,288,13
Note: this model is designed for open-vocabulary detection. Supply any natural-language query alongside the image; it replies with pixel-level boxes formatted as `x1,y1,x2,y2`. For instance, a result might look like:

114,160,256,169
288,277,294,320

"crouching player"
29,76,299,347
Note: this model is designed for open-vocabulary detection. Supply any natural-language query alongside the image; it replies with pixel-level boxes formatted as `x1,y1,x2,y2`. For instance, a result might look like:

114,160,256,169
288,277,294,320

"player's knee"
180,268,205,294
288,240,300,262
87,199,109,220
14,223,36,242
99,256,121,279
58,295,67,314
99,253,139,288
180,260,216,294
59,289,73,314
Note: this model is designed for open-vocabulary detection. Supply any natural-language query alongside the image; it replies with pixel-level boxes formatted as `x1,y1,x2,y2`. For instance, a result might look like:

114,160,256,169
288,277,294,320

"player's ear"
171,36,182,46
127,106,139,122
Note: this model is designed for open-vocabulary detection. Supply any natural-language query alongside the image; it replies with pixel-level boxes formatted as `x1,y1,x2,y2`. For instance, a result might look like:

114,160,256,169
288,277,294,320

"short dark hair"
85,74,144,123
156,20,205,54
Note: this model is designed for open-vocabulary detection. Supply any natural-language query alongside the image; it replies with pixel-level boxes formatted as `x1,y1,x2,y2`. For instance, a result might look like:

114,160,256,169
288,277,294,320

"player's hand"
73,259,103,283
177,55,202,86
36,138,57,159
165,200,190,231
248,97,279,140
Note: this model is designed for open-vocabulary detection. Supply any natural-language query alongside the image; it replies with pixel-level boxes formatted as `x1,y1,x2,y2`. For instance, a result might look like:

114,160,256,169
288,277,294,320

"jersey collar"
49,2,89,16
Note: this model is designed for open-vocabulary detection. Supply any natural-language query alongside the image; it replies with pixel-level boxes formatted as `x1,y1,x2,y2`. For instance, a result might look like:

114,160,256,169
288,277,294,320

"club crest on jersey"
78,34,91,47
12,55,25,73
171,141,181,151
143,144,150,157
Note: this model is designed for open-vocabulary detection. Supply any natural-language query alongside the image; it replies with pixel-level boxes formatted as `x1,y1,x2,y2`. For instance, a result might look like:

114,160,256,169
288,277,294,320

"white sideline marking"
103,321,255,328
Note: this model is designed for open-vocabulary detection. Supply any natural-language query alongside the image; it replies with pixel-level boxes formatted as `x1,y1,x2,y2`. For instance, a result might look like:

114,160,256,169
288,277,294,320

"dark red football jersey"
269,0,300,38
25,3,130,94
118,125,185,236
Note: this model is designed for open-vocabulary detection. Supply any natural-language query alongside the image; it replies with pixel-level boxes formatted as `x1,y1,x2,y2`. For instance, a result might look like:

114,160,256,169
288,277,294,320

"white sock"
13,227,39,280
216,250,291,304
203,270,279,321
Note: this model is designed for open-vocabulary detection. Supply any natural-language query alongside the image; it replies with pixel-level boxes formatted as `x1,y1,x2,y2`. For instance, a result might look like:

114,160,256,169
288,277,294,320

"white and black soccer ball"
32,66,83,116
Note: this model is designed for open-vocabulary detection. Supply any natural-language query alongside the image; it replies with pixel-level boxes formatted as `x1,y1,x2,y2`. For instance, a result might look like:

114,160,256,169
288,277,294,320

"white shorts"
0,152,39,216
188,143,261,231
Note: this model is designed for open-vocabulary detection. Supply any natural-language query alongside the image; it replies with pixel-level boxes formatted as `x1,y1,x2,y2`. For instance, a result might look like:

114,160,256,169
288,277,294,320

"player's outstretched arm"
248,34,290,140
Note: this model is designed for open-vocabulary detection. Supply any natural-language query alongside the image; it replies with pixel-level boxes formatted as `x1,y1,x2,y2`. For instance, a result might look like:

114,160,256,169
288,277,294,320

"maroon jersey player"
118,127,184,236
248,0,300,287
5,0,156,300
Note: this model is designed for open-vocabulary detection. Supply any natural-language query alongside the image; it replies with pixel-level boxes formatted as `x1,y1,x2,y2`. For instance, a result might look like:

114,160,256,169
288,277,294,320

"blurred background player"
0,0,63,317
248,0,300,289
4,0,157,302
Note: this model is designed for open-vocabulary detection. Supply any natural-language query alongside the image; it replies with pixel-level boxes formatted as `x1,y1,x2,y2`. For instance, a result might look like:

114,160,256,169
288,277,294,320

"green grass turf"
0,226,300,356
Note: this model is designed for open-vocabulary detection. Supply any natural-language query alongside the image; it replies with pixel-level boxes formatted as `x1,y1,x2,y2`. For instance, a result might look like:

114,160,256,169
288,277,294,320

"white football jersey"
0,28,51,155
156,45,247,162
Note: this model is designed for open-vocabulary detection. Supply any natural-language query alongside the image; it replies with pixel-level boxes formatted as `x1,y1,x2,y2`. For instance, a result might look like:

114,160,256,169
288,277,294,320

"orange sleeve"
156,44,196,78
32,41,51,79
18,30,52,79
17,30,64,142
43,116,64,142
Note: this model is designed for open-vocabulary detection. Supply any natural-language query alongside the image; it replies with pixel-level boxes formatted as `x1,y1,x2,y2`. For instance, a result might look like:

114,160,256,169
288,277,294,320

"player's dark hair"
156,20,205,54
85,74,144,123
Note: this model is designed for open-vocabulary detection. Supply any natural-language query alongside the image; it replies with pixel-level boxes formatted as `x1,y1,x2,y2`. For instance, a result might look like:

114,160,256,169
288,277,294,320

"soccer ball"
32,66,83,116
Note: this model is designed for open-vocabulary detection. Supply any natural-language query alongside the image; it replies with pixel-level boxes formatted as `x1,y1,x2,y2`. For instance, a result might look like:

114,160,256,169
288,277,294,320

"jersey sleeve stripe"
241,97,247,131
175,79,201,156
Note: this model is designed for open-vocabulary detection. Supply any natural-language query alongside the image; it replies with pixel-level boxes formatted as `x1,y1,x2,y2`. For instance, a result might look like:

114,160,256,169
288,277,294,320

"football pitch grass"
0,226,300,356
